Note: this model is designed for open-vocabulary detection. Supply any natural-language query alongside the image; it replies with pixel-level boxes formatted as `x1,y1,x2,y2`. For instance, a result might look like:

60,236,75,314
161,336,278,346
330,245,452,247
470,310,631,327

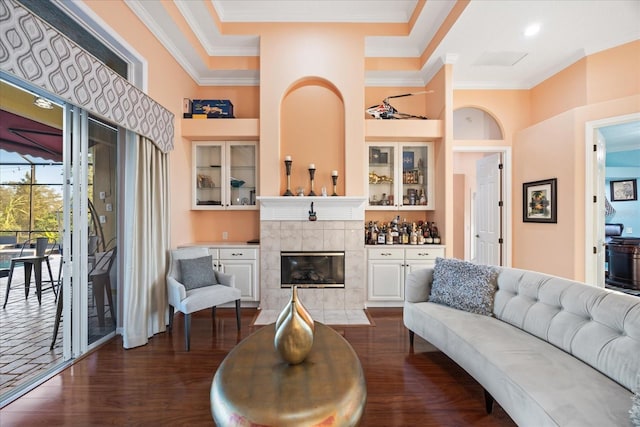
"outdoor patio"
0,254,116,400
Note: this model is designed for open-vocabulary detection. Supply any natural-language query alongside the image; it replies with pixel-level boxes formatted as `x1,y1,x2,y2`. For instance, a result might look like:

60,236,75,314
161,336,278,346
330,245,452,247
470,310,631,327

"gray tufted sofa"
403,266,640,426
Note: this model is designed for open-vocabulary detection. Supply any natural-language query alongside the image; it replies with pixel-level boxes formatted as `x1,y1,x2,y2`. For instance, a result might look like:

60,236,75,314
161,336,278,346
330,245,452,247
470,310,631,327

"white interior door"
474,153,503,266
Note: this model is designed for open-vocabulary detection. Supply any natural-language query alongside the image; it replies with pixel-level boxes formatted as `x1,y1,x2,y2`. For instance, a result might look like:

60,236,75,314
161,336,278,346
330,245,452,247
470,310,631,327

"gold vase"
276,286,314,333
274,299,314,364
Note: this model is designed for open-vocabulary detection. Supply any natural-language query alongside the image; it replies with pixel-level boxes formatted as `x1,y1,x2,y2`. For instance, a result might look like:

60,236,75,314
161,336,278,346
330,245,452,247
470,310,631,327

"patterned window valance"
0,0,174,153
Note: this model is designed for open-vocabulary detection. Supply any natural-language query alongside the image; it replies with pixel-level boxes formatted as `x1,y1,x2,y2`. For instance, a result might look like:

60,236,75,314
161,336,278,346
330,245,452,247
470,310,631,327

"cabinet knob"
381,252,392,256
232,252,243,256
418,253,429,256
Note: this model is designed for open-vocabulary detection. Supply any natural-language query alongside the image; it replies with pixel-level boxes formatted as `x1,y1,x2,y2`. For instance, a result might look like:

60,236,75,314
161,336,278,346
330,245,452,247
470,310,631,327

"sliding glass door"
0,76,119,405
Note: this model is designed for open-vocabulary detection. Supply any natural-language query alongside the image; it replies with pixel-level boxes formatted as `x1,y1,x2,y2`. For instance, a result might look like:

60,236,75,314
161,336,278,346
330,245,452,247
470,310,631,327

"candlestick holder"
331,174,338,196
283,159,293,196
308,167,317,196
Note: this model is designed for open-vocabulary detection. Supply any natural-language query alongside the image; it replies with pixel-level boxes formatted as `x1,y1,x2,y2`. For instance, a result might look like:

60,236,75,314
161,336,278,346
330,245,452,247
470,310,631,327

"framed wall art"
523,178,557,223
610,179,637,201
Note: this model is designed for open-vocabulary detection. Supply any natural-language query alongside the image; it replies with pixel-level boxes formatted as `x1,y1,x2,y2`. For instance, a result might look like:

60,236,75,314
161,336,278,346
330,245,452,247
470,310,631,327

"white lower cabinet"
367,246,445,306
206,246,259,303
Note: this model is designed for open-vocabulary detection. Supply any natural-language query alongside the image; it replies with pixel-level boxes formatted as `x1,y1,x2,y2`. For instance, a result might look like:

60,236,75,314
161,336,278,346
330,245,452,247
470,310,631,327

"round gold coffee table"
211,322,366,426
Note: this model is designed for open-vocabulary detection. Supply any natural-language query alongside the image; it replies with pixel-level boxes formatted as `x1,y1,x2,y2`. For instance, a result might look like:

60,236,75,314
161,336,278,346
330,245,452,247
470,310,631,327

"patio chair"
2,237,57,308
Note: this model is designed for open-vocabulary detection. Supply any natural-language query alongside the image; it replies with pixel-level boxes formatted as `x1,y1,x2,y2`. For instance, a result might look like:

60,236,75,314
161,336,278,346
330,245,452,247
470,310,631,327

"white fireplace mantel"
257,196,366,221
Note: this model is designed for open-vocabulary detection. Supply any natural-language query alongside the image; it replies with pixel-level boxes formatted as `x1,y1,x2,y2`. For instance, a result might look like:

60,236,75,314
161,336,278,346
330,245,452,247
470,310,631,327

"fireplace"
281,251,345,288
258,196,367,311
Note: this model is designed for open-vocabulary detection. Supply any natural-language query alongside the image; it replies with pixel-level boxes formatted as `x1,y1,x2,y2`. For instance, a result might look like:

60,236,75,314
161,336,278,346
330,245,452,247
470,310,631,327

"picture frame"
523,178,557,223
610,179,637,202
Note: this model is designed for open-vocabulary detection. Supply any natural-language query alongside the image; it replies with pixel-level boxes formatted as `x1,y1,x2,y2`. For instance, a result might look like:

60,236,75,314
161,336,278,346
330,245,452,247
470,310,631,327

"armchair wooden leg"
235,299,241,330
409,330,415,347
212,306,216,321
184,313,191,351
168,306,174,332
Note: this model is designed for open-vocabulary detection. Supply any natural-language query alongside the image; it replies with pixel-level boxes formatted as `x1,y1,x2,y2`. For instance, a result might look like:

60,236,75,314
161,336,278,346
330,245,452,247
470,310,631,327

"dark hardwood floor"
0,308,515,426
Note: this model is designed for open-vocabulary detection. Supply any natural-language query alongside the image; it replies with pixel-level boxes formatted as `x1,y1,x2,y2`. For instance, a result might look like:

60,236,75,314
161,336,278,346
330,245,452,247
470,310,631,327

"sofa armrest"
215,270,235,287
167,276,187,306
405,268,434,303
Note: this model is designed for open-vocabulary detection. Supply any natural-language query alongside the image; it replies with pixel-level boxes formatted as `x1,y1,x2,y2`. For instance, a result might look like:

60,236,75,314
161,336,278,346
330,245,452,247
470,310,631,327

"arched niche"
280,77,345,196
453,107,503,140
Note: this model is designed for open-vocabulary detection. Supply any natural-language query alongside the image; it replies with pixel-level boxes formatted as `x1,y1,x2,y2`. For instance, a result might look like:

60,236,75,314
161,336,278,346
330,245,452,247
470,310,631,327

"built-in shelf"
365,119,442,141
181,118,259,140
182,118,441,142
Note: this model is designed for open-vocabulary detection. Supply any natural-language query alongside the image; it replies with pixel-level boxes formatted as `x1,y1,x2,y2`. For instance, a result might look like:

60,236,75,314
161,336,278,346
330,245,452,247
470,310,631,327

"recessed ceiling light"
34,96,54,109
524,23,541,38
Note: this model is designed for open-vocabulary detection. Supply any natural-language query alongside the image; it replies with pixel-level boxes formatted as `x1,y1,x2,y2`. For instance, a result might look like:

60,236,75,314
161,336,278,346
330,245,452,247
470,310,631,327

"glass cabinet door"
367,142,434,211
194,143,223,208
228,143,257,207
368,145,396,208
399,144,430,208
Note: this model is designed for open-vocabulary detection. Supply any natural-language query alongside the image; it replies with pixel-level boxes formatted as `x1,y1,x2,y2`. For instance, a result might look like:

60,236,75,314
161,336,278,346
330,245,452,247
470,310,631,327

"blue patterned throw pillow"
429,257,499,316
179,255,218,290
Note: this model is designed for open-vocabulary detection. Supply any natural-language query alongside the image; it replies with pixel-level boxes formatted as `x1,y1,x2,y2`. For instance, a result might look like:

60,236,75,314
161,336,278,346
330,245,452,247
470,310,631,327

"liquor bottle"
391,216,400,244
424,222,434,244
417,226,425,245
432,222,441,244
386,223,394,245
410,223,418,245
366,221,373,245
419,188,427,205
372,222,379,245
377,223,386,245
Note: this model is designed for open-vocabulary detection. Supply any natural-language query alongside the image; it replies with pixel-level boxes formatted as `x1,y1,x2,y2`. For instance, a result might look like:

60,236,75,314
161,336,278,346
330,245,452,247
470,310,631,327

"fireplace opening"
281,251,345,288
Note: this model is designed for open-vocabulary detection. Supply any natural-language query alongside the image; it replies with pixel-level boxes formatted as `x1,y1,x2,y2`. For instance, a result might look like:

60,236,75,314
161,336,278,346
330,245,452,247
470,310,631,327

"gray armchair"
166,247,241,351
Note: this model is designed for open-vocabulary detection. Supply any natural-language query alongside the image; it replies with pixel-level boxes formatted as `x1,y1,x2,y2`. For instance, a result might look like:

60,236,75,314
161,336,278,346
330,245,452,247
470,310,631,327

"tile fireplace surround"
258,197,366,311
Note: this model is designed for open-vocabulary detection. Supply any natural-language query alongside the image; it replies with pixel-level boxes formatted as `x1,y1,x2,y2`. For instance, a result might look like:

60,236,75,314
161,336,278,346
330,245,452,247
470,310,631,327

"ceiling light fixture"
34,96,54,109
524,23,541,38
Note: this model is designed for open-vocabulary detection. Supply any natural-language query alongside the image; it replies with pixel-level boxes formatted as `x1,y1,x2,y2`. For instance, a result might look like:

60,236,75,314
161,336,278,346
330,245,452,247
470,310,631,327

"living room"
1,0,639,424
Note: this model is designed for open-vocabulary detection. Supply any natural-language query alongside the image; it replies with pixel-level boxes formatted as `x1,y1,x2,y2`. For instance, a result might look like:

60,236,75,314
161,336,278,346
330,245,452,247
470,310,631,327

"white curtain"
122,135,170,348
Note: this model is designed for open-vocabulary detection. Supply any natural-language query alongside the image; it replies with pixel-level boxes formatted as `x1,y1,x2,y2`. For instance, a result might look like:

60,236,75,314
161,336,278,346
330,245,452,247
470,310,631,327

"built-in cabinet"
367,245,445,306
367,142,434,210
192,141,258,210
207,246,259,303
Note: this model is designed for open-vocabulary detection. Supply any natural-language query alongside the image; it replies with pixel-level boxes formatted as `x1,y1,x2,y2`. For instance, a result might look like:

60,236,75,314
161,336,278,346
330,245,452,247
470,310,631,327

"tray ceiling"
124,0,640,88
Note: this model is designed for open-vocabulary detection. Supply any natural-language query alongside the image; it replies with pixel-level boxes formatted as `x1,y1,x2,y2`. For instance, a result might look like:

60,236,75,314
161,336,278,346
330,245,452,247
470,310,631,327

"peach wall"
514,111,577,278
83,1,262,245
82,1,200,247
531,42,640,124
453,152,485,260
280,83,345,196
440,64,454,257
453,174,465,259
530,59,587,125
453,90,531,142
82,3,640,263
586,40,640,104
259,24,366,197
514,95,640,280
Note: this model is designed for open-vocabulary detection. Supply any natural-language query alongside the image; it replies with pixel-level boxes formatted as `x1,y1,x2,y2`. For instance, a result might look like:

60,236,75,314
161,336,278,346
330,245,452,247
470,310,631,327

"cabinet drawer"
368,248,404,260
404,247,445,260
219,248,258,260
207,248,220,258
